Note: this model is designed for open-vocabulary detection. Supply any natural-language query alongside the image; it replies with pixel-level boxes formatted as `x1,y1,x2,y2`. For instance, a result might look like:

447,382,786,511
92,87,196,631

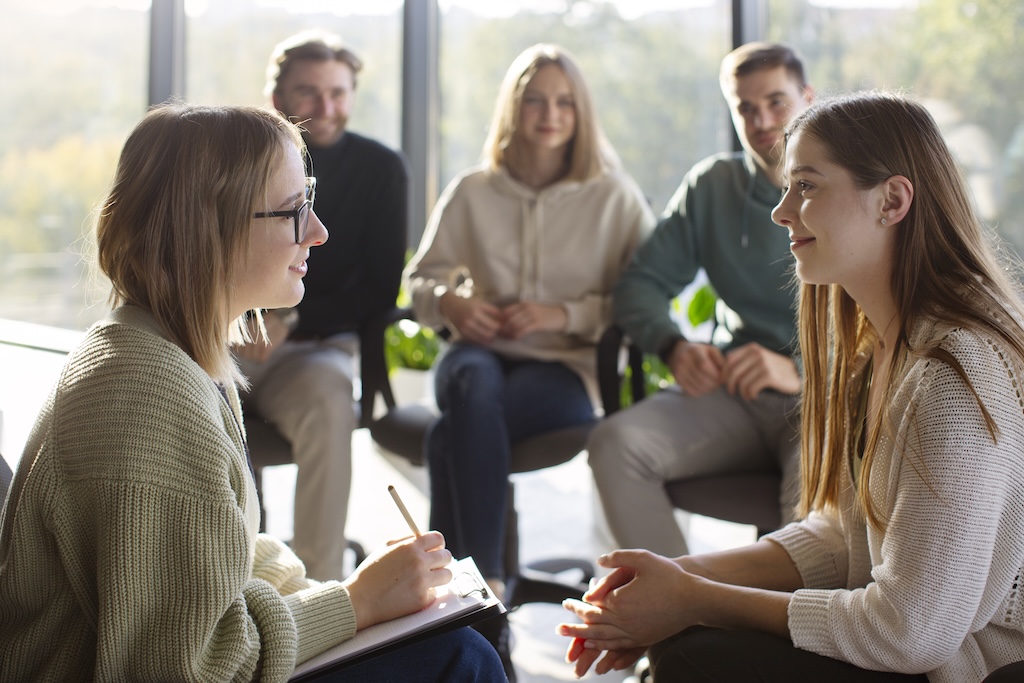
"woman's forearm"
691,575,793,639
679,538,803,592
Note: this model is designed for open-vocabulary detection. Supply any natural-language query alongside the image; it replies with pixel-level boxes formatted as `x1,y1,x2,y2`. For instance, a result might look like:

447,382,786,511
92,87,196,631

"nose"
313,93,333,117
304,209,329,246
771,190,793,228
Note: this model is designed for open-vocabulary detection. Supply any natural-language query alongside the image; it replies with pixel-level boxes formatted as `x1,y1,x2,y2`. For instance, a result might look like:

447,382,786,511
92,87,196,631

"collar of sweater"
490,164,593,201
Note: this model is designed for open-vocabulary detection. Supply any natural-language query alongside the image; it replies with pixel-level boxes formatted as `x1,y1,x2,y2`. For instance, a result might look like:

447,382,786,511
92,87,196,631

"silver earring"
881,217,888,225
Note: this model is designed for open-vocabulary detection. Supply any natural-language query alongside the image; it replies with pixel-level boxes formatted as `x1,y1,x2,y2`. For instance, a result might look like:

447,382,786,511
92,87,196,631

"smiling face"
232,142,328,319
772,130,894,295
724,65,813,181
516,64,577,156
273,58,355,149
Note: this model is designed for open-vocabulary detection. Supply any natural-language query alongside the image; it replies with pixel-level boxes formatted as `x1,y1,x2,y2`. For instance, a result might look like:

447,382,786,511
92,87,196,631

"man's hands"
439,293,567,345
665,339,800,400
344,531,454,630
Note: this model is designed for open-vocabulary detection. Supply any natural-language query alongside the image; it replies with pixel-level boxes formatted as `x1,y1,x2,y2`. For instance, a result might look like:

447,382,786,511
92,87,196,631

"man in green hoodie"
587,42,813,556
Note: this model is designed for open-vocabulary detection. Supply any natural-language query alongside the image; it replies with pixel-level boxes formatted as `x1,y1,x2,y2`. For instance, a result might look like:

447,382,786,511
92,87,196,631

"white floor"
0,340,756,683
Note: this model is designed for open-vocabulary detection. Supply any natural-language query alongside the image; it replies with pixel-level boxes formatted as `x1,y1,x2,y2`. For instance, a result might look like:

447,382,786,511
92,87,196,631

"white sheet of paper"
291,556,502,678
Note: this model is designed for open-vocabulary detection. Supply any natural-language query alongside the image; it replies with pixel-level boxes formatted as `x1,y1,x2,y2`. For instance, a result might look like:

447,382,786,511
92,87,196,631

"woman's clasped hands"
440,293,568,345
557,550,708,678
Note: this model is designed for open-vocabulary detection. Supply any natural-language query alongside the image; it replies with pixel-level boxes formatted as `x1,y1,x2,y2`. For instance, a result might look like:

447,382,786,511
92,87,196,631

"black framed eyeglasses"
254,176,316,244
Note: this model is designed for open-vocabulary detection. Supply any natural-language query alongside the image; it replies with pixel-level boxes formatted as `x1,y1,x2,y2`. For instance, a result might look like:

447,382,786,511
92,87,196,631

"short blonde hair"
482,43,616,182
96,104,305,383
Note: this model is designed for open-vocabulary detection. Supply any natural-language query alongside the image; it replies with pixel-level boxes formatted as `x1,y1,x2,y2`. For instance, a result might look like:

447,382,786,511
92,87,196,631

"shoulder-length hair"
96,104,305,384
482,43,616,182
793,92,1024,528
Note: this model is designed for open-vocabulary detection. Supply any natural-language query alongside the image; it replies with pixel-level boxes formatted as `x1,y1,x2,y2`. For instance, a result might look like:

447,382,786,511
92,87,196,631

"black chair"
359,307,594,609
242,411,293,533
595,324,782,539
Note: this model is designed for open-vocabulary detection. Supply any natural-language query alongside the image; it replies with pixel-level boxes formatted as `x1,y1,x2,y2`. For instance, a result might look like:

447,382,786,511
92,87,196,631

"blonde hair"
482,43,616,182
791,92,1024,528
96,104,305,384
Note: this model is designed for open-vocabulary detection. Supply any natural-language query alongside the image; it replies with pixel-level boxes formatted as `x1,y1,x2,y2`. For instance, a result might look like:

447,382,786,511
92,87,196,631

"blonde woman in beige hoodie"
404,43,655,679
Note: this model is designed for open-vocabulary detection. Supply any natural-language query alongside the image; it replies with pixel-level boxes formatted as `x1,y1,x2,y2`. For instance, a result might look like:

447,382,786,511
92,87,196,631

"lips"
789,235,815,250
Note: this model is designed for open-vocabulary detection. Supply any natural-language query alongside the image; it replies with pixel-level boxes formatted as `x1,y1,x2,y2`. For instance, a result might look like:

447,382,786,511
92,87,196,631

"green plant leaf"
384,320,441,371
687,284,717,327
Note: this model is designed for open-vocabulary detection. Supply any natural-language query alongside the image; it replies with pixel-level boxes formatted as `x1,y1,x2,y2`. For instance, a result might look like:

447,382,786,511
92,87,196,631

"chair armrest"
596,325,647,416
358,307,416,429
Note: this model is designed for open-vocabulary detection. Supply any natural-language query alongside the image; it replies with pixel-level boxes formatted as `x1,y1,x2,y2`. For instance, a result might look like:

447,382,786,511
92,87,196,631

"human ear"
880,175,914,226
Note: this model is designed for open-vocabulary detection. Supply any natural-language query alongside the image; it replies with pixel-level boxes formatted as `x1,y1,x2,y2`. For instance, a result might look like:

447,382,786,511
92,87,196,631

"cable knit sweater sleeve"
0,308,356,682
770,324,1024,680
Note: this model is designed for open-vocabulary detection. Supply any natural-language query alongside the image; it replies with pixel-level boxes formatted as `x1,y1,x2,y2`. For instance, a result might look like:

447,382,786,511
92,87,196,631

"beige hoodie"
405,165,655,399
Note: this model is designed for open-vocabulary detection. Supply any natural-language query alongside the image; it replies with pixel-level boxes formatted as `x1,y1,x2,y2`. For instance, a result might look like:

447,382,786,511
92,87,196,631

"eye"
557,97,575,109
796,180,814,195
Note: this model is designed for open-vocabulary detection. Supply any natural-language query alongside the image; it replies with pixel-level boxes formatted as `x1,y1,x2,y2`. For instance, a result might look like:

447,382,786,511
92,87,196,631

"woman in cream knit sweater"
0,104,502,682
559,93,1024,682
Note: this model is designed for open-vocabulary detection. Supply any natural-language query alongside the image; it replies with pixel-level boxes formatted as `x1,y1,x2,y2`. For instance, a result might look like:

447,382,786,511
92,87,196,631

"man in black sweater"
237,30,409,581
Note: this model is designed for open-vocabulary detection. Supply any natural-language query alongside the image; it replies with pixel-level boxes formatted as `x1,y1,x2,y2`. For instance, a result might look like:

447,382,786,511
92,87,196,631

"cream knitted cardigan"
0,306,356,681
769,317,1024,682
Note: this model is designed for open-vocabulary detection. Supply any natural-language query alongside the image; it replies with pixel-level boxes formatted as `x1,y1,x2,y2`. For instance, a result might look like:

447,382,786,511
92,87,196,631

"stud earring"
881,217,888,225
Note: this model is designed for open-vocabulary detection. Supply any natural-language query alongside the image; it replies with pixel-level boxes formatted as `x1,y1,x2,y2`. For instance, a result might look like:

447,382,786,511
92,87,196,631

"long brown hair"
792,92,1024,527
96,104,304,383
482,43,616,182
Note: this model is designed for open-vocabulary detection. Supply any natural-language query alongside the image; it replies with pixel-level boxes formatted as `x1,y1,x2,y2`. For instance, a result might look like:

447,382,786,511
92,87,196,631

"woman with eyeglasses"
0,104,503,682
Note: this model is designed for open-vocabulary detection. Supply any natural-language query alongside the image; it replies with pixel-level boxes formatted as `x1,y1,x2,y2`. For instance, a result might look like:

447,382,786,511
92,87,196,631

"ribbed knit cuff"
244,578,299,682
286,583,358,665
788,589,843,660
768,524,845,589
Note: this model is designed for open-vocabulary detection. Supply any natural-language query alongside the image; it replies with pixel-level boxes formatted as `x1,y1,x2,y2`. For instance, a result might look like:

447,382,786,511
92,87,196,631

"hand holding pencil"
341,485,452,630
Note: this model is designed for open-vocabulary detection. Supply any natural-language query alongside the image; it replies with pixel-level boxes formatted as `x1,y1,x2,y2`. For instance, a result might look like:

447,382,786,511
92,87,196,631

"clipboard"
290,557,505,680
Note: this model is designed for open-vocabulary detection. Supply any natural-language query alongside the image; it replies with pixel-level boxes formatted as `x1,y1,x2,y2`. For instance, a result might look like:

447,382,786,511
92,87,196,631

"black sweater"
294,131,410,339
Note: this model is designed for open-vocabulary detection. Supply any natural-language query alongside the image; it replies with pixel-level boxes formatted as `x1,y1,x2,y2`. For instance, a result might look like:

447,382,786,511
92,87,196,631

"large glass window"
769,0,1024,253
0,1,148,330
185,0,402,149
437,0,733,215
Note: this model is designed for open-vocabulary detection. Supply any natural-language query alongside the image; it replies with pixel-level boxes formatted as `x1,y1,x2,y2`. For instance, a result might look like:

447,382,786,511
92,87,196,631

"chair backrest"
1,451,13,502
596,324,645,415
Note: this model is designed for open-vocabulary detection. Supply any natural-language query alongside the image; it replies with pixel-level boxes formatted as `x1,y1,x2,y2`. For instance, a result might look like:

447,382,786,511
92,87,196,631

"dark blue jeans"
311,627,506,681
427,343,595,579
